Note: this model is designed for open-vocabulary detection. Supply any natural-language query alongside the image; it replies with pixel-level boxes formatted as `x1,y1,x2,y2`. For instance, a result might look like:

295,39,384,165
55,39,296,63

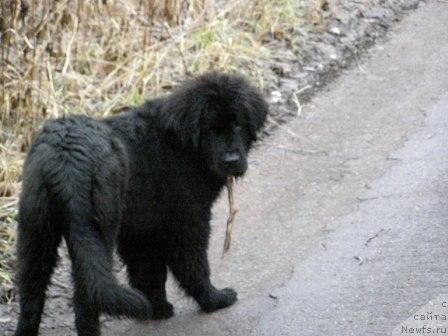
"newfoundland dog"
14,72,268,336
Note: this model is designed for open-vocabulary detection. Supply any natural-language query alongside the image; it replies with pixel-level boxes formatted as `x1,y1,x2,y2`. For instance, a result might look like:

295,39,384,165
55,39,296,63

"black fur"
14,72,268,336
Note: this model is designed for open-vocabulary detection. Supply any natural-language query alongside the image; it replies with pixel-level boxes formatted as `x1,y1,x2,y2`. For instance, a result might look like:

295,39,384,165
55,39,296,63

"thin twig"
267,116,324,151
292,92,302,116
62,16,78,75
273,144,326,156
222,175,238,257
293,85,311,116
365,228,386,246
354,255,364,265
163,22,191,77
51,278,70,290
353,50,366,74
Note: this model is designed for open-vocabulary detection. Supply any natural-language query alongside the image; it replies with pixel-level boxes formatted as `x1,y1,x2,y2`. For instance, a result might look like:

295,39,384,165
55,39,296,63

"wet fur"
14,72,268,336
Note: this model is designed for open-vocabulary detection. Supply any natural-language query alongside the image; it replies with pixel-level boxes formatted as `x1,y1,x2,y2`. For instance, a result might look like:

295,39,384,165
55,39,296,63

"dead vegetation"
0,0,330,299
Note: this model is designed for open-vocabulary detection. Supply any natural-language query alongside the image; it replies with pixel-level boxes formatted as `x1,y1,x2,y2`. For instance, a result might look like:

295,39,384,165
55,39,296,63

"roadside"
266,0,422,121
0,0,430,334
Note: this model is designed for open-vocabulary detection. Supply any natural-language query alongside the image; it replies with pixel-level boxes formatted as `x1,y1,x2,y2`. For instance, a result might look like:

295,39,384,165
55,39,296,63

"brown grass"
0,0,330,298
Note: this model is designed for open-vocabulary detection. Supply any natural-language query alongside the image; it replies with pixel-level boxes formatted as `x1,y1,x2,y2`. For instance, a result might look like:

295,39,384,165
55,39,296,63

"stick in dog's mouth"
222,175,238,256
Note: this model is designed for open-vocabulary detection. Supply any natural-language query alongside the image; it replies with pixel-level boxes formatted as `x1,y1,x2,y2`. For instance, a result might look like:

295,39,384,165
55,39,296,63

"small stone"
270,91,282,104
329,26,341,36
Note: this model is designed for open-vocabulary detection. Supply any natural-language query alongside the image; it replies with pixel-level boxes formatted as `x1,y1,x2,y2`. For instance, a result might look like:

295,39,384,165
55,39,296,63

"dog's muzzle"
220,152,247,176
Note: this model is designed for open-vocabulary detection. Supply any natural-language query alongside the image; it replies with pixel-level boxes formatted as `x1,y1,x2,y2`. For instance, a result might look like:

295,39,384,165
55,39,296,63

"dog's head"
161,72,268,178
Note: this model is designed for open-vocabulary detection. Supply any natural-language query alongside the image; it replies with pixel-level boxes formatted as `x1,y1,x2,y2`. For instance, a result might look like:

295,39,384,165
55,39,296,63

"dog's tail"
64,194,151,319
58,145,151,320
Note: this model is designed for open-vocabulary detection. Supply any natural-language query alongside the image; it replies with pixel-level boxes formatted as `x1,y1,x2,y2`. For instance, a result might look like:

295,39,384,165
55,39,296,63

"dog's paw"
201,287,238,313
151,301,174,320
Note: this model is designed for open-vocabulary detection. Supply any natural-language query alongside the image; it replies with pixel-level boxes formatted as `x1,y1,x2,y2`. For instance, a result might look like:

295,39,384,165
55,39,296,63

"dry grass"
0,0,330,298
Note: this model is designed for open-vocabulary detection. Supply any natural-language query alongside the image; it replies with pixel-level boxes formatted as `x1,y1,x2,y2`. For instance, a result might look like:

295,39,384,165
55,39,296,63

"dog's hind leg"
72,285,100,336
14,181,62,336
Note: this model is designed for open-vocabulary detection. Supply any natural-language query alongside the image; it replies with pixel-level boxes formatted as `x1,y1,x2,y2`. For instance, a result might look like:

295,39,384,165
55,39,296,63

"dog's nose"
222,152,240,164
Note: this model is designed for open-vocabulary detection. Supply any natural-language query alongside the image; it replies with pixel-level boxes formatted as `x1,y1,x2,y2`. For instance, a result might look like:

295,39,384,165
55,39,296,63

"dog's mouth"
215,163,247,178
228,167,246,177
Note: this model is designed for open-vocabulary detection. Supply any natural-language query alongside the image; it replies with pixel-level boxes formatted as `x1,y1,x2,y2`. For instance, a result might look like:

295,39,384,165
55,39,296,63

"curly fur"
14,72,268,336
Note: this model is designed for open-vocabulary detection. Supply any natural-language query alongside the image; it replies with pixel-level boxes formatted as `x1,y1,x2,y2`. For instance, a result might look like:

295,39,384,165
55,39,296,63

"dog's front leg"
166,224,237,312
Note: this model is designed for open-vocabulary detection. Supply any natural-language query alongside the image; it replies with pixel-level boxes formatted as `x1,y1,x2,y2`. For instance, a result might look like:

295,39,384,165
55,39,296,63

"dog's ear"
243,87,269,141
224,73,268,141
177,112,201,148
190,128,200,148
161,99,202,148
155,76,208,148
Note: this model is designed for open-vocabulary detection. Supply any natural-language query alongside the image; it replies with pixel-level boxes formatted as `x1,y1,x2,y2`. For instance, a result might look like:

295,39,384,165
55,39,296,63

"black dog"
14,72,268,336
